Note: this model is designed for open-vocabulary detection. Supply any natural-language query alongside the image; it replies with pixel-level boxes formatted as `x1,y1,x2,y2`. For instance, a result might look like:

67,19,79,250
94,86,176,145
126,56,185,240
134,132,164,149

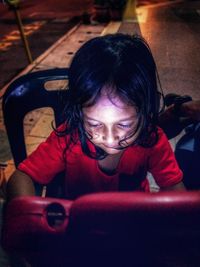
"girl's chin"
92,142,126,155
102,146,125,155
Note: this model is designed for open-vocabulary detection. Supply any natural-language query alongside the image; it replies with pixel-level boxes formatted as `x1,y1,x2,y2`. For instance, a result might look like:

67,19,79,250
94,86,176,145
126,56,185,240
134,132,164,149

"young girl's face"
83,90,140,155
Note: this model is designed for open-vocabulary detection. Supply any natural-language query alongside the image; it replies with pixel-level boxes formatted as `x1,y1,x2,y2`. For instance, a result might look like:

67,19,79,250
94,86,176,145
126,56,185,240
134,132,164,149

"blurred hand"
158,103,195,139
180,100,200,121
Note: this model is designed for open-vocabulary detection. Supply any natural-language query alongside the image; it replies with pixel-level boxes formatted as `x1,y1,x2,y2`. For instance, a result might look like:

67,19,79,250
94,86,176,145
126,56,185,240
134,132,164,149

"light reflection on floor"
0,20,46,51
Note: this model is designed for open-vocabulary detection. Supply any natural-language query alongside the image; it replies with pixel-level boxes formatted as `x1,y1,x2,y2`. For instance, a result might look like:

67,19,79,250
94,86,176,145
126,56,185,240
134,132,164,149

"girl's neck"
97,151,124,175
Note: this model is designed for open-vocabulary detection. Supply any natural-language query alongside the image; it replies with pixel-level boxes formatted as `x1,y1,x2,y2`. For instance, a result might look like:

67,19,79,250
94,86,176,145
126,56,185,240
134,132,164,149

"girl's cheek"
90,130,101,140
85,127,100,140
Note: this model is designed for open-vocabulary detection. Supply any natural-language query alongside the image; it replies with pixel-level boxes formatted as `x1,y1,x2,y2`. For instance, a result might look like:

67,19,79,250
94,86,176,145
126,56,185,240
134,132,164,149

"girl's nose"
102,129,119,145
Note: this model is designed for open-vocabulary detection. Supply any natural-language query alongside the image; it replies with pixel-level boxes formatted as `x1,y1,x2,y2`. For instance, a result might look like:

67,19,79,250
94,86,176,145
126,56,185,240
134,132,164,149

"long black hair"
59,33,163,159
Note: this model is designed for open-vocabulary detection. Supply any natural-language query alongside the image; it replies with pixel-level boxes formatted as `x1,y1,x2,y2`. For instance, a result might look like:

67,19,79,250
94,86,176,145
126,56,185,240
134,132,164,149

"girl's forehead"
99,86,137,109
83,92,138,121
96,93,126,108
83,85,131,109
97,86,130,107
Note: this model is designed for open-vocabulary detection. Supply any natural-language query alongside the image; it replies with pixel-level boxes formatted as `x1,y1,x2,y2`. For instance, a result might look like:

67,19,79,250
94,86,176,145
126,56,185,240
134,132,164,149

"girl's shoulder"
128,127,169,152
147,126,172,154
156,126,169,142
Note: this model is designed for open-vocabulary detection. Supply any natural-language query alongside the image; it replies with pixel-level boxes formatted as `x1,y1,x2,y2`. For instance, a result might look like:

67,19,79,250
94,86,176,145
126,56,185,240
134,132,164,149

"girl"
7,33,185,200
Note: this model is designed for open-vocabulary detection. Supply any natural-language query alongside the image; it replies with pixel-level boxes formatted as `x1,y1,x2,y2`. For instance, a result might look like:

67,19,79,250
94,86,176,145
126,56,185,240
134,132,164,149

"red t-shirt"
18,127,183,199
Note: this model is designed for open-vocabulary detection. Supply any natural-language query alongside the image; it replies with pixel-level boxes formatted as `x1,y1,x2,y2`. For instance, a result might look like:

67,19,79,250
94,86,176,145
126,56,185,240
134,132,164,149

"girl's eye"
88,122,102,128
118,124,132,129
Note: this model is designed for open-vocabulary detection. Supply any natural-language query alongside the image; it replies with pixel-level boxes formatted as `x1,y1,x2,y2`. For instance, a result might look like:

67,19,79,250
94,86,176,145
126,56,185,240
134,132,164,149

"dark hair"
59,33,163,159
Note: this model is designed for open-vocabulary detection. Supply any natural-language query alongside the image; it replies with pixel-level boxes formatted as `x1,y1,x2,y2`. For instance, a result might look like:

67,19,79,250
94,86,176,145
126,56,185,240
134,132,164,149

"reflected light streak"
0,21,46,51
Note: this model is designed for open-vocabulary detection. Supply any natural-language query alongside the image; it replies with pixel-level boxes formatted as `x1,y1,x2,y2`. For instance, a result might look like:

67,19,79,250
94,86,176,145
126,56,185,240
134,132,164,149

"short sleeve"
18,128,67,184
148,128,183,188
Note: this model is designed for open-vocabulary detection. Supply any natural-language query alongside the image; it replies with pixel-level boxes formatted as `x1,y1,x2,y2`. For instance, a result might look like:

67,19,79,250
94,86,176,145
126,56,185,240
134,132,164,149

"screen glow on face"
82,91,140,155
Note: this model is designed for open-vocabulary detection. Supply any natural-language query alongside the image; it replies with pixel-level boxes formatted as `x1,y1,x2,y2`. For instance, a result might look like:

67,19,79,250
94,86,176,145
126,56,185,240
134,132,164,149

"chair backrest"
2,68,68,196
2,68,68,168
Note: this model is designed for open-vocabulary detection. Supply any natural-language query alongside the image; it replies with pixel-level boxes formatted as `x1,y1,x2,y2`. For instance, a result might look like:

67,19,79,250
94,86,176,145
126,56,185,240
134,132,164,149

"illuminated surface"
0,21,46,51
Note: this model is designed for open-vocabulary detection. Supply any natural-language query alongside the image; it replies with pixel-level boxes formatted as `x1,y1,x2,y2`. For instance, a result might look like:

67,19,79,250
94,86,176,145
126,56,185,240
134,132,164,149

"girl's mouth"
103,144,122,150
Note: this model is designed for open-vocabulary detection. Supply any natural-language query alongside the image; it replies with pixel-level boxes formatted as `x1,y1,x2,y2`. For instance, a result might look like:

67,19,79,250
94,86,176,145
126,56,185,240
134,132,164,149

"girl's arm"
160,181,186,191
6,169,35,201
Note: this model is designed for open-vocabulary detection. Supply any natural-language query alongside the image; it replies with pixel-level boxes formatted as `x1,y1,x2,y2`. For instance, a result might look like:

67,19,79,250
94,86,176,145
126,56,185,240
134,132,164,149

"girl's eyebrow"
84,115,138,122
83,115,99,121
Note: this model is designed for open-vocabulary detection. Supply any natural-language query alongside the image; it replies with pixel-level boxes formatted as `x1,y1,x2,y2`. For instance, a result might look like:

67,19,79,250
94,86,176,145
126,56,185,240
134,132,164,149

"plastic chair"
2,68,68,196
